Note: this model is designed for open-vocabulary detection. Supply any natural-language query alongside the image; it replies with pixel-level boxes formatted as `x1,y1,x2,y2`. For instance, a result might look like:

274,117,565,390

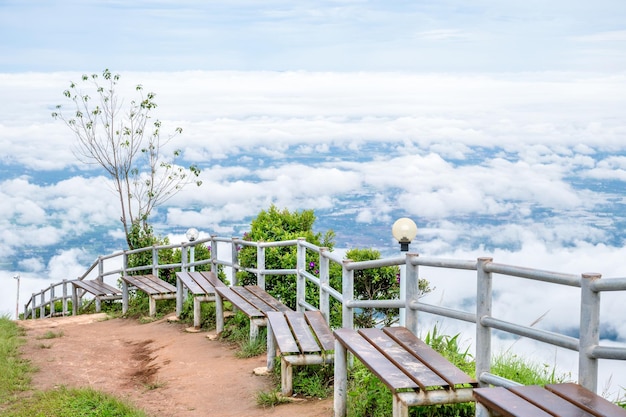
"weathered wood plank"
285,311,320,353
176,272,205,295
359,328,446,390
334,328,418,392
199,271,227,288
384,326,476,387
473,387,554,417
143,274,177,293
73,280,121,296
189,271,221,294
233,287,277,313
123,274,176,295
267,311,300,354
215,286,264,318
546,383,626,417
304,311,334,352
510,385,597,417
245,285,292,312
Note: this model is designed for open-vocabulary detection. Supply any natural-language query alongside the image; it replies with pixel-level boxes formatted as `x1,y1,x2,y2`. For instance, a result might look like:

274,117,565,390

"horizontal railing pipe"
484,262,580,287
481,316,580,351
411,301,477,323
590,277,626,292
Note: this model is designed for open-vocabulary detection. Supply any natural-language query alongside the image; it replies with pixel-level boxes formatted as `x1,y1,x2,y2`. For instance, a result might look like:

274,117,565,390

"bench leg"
193,297,201,328
475,402,493,417
281,358,293,396
95,296,102,313
392,395,409,417
250,320,260,342
122,281,129,315
72,286,78,316
149,296,156,317
215,293,224,335
176,277,183,318
267,320,277,370
334,339,348,417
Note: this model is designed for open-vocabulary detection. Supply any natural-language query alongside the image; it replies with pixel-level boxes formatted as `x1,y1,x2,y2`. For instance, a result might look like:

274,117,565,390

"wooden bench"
214,285,292,341
71,279,122,315
121,274,177,317
474,383,626,417
175,271,226,328
333,326,478,417
266,310,335,396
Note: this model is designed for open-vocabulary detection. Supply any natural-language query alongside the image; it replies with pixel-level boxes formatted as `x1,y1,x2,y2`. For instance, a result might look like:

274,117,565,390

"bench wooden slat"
334,328,418,391
384,326,476,387
267,311,300,354
74,280,121,296
511,385,597,417
233,287,276,313
191,271,223,295
245,285,292,312
304,311,334,352
123,274,176,295
359,328,447,390
176,272,205,295
199,271,227,288
546,383,626,417
145,274,177,293
285,311,320,353
215,286,265,318
473,387,554,417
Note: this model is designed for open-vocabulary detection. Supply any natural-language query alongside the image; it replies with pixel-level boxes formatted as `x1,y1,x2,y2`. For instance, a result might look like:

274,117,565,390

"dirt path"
18,314,333,417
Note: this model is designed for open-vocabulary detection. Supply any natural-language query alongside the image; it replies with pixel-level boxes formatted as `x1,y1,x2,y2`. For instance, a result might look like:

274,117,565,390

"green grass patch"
0,316,147,417
0,316,33,404
3,386,148,417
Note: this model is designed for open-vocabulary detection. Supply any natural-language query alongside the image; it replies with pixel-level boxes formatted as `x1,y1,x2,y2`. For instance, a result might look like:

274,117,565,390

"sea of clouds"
1,70,626,396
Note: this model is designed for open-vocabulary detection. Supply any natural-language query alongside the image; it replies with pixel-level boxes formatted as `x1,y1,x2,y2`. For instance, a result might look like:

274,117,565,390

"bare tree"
52,69,201,248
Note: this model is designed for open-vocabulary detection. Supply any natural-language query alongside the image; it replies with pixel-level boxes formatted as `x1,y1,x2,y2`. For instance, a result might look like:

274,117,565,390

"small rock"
185,326,201,333
253,366,270,376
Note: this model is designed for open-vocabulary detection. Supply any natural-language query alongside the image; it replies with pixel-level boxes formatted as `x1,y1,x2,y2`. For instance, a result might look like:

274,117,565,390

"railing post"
257,243,266,290
62,280,68,316
579,272,601,392
49,285,55,317
152,245,159,277
319,247,330,322
231,238,239,286
342,260,354,330
98,256,104,283
210,235,218,275
476,257,493,388
30,294,35,320
122,251,129,314
177,241,188,317
296,238,306,312
39,290,45,319
405,253,420,336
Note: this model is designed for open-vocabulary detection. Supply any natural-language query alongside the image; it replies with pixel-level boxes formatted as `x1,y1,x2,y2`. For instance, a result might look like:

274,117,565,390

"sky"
1,0,626,398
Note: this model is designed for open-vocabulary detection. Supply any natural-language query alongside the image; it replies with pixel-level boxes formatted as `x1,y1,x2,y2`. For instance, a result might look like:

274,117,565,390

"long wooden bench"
474,383,626,417
333,326,478,417
266,310,335,396
214,285,292,341
175,271,226,328
121,274,177,317
71,279,122,315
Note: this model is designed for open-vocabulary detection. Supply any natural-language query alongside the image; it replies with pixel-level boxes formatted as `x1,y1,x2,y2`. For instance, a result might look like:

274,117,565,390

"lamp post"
186,228,199,272
13,274,20,320
392,218,418,326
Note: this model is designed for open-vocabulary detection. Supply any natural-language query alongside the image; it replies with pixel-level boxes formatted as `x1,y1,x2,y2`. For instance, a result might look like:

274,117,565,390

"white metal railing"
23,236,626,396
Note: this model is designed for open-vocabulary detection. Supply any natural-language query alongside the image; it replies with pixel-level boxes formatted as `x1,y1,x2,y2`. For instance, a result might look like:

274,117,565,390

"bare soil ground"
18,314,333,417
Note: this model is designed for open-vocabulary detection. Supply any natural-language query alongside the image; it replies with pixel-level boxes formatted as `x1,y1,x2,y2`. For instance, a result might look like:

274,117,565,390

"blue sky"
2,0,626,396
2,0,626,73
